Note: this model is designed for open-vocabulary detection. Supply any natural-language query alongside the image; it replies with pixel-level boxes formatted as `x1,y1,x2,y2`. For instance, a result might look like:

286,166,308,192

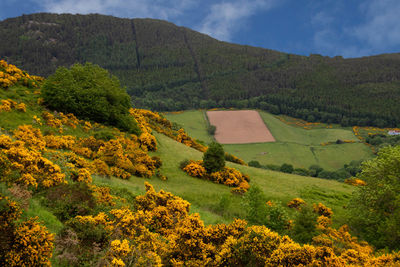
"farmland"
207,110,275,144
165,110,374,170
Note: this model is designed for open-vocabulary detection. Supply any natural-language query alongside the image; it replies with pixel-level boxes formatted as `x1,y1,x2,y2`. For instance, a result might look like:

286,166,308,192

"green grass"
164,110,214,144
0,86,356,234
165,110,374,170
224,142,372,170
260,112,358,145
93,132,354,226
24,198,64,234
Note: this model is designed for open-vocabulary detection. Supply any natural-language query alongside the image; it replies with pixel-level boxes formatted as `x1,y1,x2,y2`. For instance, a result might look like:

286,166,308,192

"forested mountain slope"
1,13,400,127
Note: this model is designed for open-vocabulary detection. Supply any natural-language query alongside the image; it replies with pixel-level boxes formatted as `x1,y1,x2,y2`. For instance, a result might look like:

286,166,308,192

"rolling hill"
1,13,400,128
1,59,399,266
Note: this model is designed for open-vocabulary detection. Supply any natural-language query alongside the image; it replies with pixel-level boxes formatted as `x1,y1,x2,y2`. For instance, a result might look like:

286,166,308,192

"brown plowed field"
207,110,275,144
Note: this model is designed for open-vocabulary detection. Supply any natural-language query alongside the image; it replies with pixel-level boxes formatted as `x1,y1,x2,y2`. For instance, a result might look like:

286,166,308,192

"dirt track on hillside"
207,110,275,144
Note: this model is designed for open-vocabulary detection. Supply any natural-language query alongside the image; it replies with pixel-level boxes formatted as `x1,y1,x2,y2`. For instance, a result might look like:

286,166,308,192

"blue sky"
1,0,400,58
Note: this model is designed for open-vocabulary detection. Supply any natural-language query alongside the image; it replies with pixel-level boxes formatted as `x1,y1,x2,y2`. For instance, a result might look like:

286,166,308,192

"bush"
248,160,261,168
203,142,225,173
207,125,216,135
265,164,280,171
244,186,288,233
291,205,319,244
152,156,162,169
244,185,267,226
45,183,96,222
280,163,294,173
308,165,323,177
93,129,116,141
42,63,140,135
179,159,190,170
292,168,310,176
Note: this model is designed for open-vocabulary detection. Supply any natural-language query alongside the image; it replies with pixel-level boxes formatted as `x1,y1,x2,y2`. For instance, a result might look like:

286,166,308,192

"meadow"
165,110,374,170
90,132,353,226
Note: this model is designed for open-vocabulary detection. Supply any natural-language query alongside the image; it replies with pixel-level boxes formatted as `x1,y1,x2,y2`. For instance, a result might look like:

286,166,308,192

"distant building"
388,130,400,136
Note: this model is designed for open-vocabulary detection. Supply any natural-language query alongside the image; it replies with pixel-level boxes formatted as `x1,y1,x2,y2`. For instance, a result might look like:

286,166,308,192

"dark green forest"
1,13,400,127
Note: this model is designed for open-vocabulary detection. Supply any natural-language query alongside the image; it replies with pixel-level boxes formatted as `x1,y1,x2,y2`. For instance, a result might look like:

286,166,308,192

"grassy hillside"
0,68,353,228
166,110,374,170
91,132,353,226
1,13,400,127
4,62,400,266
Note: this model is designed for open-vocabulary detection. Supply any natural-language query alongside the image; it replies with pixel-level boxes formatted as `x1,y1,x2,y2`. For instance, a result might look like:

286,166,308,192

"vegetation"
180,143,249,193
42,63,141,134
166,110,373,171
1,60,400,265
2,13,400,127
349,145,400,250
366,133,400,150
203,142,225,173
164,110,214,144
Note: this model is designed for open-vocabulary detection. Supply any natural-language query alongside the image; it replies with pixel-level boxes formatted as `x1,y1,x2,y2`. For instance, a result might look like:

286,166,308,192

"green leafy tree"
203,142,225,173
42,63,140,135
349,145,400,250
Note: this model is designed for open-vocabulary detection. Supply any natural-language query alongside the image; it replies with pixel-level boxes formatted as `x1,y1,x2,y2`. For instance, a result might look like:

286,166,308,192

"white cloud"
311,0,400,57
353,0,400,49
36,0,196,20
198,0,278,41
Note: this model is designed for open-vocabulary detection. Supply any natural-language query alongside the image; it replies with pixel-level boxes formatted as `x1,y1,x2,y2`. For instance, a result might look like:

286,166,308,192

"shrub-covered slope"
1,60,400,266
1,13,400,127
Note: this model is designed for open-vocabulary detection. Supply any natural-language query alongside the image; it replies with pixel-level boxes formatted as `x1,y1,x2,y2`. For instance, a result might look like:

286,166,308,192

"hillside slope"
1,13,400,127
3,61,400,266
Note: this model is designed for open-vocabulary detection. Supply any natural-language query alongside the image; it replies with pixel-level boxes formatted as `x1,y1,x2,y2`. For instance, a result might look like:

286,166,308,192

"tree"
42,63,140,135
280,163,294,173
203,142,225,173
349,145,400,250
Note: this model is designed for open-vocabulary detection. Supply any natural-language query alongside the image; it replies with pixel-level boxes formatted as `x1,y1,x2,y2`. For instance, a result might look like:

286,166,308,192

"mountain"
1,13,400,127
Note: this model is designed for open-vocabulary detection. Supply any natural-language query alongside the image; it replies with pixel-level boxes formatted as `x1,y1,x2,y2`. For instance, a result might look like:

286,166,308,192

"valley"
0,12,400,266
165,110,373,171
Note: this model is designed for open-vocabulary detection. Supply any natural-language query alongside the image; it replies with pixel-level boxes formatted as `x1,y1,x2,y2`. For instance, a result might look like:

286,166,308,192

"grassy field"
260,112,357,144
165,110,374,170
92,132,354,226
164,110,214,144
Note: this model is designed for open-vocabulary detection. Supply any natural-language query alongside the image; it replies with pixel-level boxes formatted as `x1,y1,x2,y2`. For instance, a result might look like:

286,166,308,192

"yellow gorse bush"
182,160,250,193
344,177,367,186
0,99,26,112
0,195,54,266
0,130,66,188
287,198,306,210
0,59,43,89
62,183,400,266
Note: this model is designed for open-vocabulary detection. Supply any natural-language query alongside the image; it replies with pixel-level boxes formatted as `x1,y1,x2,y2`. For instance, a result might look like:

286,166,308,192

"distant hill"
1,13,400,127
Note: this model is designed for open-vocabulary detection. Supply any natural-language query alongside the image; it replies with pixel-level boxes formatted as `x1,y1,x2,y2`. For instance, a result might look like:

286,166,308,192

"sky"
1,0,400,58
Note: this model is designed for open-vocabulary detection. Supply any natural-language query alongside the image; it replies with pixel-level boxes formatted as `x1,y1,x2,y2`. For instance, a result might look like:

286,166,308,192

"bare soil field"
207,110,275,144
